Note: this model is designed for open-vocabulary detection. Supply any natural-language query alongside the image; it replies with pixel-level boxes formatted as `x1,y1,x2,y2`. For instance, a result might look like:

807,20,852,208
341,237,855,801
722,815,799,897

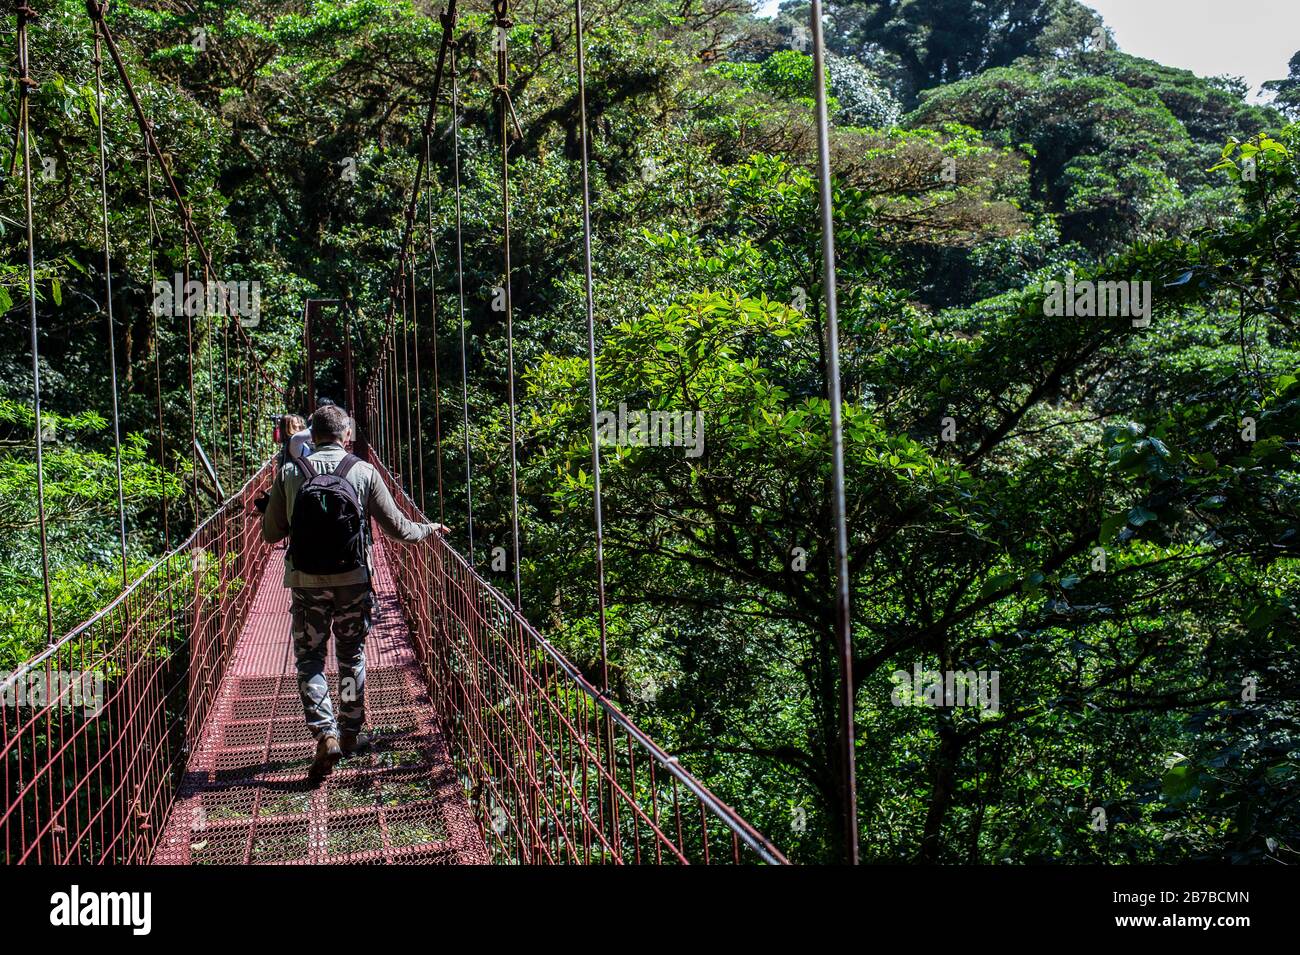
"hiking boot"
340,730,372,756
308,734,342,782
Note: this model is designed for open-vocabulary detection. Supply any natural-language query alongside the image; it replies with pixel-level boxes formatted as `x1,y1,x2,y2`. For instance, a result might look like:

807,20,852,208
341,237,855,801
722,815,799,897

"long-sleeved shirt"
287,428,312,462
260,442,434,588
275,429,312,470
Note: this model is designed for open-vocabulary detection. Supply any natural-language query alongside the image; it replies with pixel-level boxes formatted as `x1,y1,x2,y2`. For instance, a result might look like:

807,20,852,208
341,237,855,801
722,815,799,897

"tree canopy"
2,0,1297,863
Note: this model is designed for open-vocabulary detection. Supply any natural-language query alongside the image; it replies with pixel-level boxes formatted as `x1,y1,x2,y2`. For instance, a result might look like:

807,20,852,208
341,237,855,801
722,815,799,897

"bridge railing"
0,464,275,864
372,458,788,864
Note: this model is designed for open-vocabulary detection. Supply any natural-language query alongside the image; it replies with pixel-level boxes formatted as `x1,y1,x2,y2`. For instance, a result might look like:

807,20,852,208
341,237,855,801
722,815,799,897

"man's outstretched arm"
366,469,447,542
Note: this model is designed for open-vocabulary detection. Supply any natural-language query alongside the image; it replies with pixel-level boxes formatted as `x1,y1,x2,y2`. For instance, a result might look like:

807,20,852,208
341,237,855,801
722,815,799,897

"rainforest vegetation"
2,0,1298,863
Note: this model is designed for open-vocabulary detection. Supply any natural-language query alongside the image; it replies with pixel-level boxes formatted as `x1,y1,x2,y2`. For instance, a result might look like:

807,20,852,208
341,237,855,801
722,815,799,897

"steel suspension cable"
393,312,402,474
183,235,199,518
573,0,610,695
15,1,53,641
412,238,428,512
400,262,413,487
378,349,389,464
145,145,169,550
405,264,417,489
493,0,523,609
369,0,458,446
393,302,404,479
142,140,182,664
386,312,395,470
407,267,417,490
386,0,459,310
204,263,218,470
222,313,233,477
382,318,392,467
450,45,474,566
85,3,283,401
809,0,859,865
392,278,401,476
90,10,129,584
379,319,388,462
235,326,247,482
423,133,444,526
365,0,459,526
574,0,620,857
83,0,282,525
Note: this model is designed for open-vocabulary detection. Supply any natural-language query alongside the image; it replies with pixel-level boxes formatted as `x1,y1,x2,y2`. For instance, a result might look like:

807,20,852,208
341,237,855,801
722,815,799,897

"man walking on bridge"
260,403,446,782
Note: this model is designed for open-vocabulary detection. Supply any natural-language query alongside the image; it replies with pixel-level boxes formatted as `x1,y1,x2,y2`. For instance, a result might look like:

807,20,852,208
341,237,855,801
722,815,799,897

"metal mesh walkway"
152,539,487,865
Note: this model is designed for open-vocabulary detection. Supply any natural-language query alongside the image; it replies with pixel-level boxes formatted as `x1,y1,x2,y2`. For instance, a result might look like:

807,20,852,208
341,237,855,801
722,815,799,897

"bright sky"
756,0,1299,102
1082,0,1297,100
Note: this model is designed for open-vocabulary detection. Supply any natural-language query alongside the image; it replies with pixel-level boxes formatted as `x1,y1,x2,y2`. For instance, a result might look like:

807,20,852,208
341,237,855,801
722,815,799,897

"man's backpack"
288,453,368,576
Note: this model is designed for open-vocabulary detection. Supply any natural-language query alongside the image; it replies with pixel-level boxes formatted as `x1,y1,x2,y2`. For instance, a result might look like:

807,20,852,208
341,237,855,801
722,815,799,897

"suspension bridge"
2,0,855,865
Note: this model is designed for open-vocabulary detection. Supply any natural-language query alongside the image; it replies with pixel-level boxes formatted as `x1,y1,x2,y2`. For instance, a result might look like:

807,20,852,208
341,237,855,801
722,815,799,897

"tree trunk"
919,720,962,863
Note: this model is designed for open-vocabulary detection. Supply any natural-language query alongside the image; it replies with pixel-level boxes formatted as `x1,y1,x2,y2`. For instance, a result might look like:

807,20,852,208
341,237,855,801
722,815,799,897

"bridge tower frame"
302,298,356,417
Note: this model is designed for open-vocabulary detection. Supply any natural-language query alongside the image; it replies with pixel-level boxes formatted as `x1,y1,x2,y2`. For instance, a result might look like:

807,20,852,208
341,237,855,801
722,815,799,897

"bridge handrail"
0,460,275,696
1,461,276,863
374,458,790,865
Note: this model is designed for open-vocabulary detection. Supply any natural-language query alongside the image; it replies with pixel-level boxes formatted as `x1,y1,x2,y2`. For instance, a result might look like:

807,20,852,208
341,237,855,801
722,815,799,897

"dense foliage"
2,0,1297,863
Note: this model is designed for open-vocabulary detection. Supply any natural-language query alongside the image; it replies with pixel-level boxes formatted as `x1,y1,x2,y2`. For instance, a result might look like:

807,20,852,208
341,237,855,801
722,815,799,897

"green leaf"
1099,511,1127,541
1126,505,1157,527
1244,602,1283,633
1162,762,1198,800
981,572,1016,597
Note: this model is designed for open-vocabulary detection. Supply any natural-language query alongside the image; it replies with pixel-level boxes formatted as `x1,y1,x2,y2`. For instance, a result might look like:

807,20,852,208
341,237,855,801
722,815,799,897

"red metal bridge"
2,449,784,864
2,0,856,865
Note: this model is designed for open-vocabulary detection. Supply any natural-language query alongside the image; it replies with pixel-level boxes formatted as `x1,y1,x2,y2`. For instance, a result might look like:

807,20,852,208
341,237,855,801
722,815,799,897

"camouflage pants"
290,584,373,740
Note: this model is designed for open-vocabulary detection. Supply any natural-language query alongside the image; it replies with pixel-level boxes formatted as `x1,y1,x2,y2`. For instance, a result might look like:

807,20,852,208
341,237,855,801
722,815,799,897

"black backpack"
287,453,368,576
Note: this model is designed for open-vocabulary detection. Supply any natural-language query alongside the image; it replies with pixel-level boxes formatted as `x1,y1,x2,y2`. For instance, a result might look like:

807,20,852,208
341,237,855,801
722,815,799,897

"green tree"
827,0,1105,104
1263,51,1300,119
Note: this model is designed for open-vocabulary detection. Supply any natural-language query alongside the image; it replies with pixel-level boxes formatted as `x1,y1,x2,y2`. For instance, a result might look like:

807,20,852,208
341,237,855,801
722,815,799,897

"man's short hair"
310,404,351,444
